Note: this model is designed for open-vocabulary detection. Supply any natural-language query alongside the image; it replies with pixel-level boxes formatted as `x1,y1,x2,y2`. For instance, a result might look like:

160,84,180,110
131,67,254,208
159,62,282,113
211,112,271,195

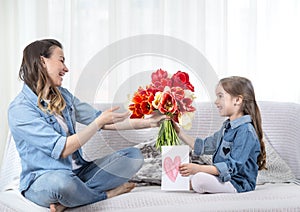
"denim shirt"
193,115,261,192
8,84,101,193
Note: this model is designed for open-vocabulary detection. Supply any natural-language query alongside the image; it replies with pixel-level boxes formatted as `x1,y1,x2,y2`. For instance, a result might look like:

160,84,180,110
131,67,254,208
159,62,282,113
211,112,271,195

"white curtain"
1,0,300,163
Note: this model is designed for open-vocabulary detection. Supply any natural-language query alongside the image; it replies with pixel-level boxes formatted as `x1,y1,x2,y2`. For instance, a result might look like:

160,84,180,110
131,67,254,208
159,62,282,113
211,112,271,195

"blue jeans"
24,147,144,208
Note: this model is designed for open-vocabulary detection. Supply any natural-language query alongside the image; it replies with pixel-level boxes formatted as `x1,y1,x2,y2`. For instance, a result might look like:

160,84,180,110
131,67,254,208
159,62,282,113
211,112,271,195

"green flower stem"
155,119,180,151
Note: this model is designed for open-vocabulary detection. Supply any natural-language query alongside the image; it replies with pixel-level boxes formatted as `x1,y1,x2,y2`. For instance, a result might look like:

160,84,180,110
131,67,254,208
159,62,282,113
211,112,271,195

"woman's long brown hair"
19,39,66,114
220,76,266,170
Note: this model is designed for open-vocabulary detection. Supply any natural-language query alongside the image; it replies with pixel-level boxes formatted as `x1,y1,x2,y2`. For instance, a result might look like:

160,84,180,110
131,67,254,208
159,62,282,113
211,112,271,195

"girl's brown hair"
220,76,266,170
19,39,66,114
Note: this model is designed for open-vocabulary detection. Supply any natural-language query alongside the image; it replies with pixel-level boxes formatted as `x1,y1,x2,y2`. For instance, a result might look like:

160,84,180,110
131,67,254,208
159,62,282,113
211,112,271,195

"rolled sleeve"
214,162,232,182
51,136,67,159
193,131,220,156
193,138,204,155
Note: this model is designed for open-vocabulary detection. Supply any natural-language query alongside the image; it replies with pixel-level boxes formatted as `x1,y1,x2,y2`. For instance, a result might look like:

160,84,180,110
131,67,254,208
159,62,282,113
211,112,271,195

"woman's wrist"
94,119,103,129
140,118,155,128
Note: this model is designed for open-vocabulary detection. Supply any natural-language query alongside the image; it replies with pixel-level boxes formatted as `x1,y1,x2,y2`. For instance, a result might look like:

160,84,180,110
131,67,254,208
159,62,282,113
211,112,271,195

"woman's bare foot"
50,203,67,212
106,182,136,199
49,183,135,210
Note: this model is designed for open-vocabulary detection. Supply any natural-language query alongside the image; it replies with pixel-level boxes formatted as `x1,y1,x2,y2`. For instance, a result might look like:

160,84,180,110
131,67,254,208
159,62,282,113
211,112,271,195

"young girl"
176,76,266,193
8,39,165,212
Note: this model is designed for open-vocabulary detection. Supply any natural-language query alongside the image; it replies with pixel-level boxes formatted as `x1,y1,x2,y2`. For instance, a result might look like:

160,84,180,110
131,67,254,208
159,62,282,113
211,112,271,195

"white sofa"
1,101,300,212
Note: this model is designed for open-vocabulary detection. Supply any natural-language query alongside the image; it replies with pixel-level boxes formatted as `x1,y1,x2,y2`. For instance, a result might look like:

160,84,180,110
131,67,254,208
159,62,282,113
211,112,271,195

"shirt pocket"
44,114,62,133
219,139,233,159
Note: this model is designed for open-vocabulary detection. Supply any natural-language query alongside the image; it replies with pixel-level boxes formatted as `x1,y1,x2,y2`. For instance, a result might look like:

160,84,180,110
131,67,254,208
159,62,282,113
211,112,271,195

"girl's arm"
179,163,219,176
174,120,220,155
174,121,220,177
172,121,196,149
177,130,196,149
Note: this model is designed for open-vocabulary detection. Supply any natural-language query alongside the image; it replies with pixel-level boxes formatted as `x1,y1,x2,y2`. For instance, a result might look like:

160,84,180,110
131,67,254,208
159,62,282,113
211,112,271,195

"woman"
8,39,165,211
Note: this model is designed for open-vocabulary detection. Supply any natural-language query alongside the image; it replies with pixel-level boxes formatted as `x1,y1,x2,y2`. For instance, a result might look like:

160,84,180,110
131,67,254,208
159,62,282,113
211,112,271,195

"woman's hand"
95,107,130,129
146,111,167,128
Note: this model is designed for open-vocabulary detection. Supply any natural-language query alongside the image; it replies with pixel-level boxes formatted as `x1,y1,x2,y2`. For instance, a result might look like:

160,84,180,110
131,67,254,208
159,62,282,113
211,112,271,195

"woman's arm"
102,111,166,130
61,107,130,158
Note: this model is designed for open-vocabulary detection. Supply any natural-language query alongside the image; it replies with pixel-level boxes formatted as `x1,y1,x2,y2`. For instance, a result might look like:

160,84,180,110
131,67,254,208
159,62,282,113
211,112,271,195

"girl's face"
42,47,69,87
214,83,243,120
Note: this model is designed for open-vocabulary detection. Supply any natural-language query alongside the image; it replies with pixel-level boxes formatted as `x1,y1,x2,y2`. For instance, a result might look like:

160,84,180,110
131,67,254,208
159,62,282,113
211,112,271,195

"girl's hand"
95,107,130,128
171,120,181,135
179,163,201,176
180,164,220,176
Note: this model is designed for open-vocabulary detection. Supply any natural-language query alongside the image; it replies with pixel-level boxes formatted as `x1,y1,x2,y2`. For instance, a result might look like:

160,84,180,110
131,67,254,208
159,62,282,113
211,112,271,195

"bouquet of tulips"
128,69,196,150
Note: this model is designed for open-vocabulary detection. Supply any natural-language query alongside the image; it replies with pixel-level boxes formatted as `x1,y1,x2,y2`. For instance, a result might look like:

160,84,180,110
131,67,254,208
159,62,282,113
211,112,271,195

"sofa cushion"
257,134,297,184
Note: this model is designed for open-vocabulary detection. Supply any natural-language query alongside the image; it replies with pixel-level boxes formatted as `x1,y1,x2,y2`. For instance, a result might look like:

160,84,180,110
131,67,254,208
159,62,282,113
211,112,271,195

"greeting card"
161,145,190,191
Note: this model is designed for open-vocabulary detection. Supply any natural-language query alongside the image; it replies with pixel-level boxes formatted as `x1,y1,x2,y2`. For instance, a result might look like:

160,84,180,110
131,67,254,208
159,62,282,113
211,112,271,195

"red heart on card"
163,156,181,182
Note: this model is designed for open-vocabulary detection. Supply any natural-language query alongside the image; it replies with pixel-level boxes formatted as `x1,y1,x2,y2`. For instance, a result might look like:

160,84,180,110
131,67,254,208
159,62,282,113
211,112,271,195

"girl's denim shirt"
193,115,261,192
8,84,101,193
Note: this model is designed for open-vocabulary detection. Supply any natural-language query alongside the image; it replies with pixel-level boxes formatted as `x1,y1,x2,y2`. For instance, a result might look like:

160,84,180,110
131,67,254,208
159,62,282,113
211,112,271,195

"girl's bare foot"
50,203,67,212
106,182,136,199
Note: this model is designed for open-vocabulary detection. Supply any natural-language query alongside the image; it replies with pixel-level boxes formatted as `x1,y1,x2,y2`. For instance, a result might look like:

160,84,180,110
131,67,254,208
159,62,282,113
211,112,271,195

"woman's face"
42,47,69,87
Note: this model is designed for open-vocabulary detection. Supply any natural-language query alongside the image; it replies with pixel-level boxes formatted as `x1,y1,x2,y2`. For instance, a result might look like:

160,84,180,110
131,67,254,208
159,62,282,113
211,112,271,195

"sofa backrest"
81,101,300,179
79,101,225,161
0,101,299,191
258,101,300,179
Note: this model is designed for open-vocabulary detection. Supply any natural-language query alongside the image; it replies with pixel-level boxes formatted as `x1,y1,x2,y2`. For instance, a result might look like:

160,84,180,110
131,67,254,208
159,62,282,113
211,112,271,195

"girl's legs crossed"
191,172,237,194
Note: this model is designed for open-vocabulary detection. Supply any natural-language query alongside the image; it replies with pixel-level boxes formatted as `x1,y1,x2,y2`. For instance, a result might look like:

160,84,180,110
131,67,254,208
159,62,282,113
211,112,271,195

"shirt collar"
224,115,252,129
22,84,39,106
22,84,49,109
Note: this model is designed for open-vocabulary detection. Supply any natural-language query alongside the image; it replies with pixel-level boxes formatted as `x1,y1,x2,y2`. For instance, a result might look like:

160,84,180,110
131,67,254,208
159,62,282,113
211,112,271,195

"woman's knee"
24,171,79,207
125,147,143,160
121,147,144,171
44,171,79,194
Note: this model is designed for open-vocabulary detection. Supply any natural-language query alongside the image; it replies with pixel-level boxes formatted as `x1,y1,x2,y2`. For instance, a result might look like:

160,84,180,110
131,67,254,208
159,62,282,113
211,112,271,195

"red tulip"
158,91,177,114
171,71,195,92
